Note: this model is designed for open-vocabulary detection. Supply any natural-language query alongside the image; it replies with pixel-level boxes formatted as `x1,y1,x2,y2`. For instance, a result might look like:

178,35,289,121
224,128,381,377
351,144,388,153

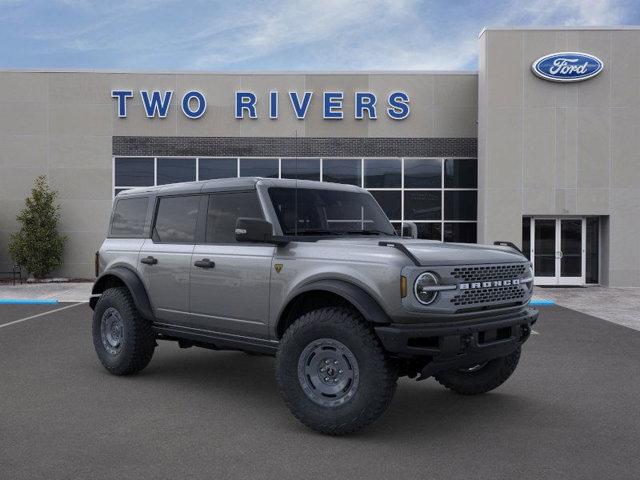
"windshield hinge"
378,241,421,266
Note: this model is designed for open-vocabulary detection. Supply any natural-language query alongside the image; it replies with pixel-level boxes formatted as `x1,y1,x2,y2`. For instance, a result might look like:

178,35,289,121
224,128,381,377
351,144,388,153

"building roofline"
0,67,478,76
479,25,640,38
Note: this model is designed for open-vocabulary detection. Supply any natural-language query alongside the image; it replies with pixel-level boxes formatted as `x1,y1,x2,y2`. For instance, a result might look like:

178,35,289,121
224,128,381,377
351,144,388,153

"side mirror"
235,217,274,243
401,221,418,239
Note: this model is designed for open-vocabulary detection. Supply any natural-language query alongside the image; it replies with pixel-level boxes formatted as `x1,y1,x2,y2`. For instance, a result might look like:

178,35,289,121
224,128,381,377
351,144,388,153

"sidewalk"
534,285,640,332
0,282,92,303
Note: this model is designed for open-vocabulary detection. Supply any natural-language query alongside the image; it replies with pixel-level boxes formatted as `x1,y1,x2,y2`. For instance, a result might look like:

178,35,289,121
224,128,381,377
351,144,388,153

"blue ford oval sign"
532,52,604,82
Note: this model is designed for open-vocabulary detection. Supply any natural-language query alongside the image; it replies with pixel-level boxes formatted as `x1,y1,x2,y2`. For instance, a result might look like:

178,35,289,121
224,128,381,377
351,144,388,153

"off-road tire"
434,347,521,395
276,307,397,435
92,287,155,375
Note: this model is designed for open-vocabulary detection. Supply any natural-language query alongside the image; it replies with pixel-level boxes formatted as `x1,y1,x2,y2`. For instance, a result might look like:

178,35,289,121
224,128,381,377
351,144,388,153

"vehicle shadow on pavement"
105,344,554,440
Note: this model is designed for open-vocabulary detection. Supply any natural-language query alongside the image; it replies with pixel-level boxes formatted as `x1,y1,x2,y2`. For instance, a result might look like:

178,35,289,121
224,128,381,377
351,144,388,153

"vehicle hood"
313,236,528,266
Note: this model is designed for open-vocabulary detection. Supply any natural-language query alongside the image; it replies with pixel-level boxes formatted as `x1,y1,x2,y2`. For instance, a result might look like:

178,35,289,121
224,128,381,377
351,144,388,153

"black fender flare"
90,266,154,321
281,279,390,325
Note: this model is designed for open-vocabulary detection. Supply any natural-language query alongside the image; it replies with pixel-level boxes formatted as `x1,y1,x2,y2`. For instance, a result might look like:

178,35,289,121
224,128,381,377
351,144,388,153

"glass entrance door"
530,218,586,286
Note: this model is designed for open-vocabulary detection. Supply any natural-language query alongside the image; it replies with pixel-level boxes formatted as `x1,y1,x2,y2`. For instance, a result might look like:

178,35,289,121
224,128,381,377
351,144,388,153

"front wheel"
434,347,521,395
276,307,397,435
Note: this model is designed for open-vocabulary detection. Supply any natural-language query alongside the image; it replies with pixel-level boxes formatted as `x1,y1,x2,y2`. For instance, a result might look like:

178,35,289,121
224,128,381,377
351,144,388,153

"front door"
188,191,274,339
530,218,585,286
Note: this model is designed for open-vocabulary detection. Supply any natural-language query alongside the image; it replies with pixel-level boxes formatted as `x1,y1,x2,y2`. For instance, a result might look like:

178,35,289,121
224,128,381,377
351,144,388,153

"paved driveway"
1,303,639,479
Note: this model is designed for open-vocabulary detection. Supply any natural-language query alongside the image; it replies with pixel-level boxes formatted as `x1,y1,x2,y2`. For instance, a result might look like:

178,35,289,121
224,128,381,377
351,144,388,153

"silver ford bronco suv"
91,178,538,435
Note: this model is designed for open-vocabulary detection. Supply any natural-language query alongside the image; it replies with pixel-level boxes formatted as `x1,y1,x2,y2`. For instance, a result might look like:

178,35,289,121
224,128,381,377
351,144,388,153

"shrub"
9,175,67,279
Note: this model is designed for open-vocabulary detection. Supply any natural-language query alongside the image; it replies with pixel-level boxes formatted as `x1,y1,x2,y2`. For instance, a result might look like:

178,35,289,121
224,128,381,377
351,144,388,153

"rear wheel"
276,307,397,435
92,287,155,375
434,347,521,395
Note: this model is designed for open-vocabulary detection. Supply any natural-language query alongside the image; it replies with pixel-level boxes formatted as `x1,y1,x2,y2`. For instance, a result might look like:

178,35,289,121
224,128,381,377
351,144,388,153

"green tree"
9,175,67,278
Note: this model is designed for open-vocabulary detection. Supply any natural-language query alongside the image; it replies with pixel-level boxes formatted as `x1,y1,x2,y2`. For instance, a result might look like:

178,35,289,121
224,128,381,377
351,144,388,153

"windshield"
268,187,396,236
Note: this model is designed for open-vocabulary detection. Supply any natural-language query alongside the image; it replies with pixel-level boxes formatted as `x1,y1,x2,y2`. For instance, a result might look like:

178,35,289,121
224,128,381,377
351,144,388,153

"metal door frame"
530,217,586,286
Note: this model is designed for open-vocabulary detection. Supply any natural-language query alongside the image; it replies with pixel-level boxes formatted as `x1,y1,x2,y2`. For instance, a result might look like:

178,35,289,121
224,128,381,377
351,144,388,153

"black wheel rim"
101,307,124,355
297,338,359,407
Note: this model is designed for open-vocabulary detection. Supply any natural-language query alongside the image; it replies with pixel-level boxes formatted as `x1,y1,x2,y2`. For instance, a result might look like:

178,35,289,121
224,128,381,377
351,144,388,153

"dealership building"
0,26,639,286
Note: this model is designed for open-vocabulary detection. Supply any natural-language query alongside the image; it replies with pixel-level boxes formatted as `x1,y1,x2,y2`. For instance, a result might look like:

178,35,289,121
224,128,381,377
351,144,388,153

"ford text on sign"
531,52,603,82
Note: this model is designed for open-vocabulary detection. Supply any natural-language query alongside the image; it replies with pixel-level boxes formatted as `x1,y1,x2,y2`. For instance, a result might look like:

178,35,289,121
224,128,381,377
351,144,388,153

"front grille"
451,285,525,307
451,264,527,283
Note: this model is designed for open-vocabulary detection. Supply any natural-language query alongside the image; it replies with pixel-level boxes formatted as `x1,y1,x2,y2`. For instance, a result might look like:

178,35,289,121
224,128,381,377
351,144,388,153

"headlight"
414,272,440,305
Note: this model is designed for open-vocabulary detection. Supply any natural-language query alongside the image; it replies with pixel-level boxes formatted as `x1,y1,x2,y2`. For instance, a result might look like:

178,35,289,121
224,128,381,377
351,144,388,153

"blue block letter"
355,92,377,120
269,91,278,119
289,91,313,119
181,90,207,119
140,90,173,118
112,90,133,118
387,91,410,120
235,92,257,119
323,92,343,119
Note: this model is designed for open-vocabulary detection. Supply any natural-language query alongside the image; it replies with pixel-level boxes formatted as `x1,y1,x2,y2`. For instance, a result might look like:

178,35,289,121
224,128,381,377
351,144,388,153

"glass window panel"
522,217,531,260
444,159,477,188
157,158,196,185
534,219,556,276
404,191,441,220
444,223,477,243
322,159,361,186
444,191,477,220
206,192,264,244
417,223,442,241
560,219,582,277
240,158,279,178
364,158,401,188
114,188,131,196
153,195,200,243
115,158,154,187
586,217,599,284
391,222,402,236
404,158,441,188
281,158,320,181
199,158,237,180
110,197,149,237
370,191,401,220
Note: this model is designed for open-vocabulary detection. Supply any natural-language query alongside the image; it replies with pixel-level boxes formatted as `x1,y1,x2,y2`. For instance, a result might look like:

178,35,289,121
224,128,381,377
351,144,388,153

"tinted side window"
110,197,149,237
153,195,200,243
206,192,263,244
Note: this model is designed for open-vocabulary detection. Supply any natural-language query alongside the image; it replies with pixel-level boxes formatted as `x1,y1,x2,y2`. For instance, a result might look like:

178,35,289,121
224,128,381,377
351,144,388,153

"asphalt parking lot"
1,303,639,480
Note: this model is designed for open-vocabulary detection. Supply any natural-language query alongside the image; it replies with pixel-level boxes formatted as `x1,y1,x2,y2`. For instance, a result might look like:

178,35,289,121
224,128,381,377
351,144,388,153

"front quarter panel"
269,242,408,336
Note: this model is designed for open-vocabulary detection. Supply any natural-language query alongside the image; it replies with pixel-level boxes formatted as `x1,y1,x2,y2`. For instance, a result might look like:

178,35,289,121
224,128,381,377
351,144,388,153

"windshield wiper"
288,229,346,236
344,229,391,236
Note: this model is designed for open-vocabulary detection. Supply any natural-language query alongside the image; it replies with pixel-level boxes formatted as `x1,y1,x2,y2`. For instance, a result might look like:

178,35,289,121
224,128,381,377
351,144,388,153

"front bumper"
375,307,538,377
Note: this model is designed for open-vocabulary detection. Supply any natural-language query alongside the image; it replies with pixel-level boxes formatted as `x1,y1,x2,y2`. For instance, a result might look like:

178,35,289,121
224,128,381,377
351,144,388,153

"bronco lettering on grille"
459,278,521,290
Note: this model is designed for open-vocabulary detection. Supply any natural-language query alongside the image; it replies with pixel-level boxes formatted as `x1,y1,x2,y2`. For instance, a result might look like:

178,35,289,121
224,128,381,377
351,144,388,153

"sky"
0,0,638,71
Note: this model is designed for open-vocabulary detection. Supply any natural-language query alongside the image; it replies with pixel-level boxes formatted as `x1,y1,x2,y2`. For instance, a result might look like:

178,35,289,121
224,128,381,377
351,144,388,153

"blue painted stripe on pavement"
0,299,59,305
530,299,555,306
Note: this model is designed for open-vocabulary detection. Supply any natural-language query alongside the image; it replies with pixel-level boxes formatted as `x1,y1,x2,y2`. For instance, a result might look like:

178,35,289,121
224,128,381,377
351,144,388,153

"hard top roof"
116,177,363,198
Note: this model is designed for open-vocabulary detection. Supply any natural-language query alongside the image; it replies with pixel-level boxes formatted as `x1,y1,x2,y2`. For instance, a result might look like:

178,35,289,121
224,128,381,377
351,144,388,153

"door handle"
140,256,158,265
194,259,215,269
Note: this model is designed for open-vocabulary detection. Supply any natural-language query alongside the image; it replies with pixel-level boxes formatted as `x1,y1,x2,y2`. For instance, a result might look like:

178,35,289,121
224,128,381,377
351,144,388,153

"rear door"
139,194,203,325
189,190,274,338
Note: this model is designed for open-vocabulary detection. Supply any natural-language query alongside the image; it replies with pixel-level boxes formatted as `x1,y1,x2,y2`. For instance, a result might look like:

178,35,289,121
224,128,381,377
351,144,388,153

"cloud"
188,0,629,70
506,0,624,26
3,0,634,70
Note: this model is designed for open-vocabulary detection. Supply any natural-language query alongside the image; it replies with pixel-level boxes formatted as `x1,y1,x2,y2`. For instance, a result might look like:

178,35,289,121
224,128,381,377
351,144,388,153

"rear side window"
110,197,149,237
206,192,263,244
153,195,200,243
